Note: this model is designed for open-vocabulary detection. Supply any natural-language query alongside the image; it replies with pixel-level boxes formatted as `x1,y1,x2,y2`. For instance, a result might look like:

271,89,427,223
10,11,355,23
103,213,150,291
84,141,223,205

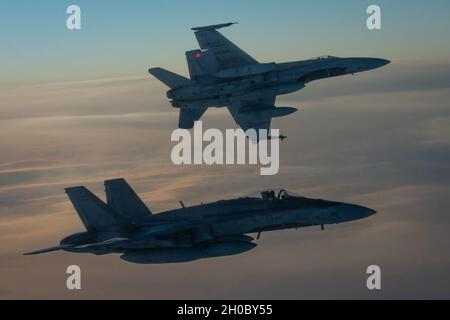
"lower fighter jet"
149,23,390,138
25,179,376,264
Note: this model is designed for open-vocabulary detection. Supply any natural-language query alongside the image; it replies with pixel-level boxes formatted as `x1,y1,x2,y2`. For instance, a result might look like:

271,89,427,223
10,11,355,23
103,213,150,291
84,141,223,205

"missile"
268,134,288,141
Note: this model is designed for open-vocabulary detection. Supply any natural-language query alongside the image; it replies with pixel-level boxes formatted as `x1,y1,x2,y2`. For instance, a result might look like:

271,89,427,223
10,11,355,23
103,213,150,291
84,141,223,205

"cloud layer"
1,60,450,299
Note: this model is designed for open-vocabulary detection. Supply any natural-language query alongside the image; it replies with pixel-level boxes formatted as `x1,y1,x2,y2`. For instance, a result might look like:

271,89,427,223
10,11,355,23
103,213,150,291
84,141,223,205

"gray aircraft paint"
149,23,390,134
25,180,376,264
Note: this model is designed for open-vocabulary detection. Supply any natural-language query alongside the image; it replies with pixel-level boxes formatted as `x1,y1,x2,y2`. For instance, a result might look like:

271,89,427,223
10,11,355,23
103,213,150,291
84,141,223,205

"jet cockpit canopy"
246,189,301,201
313,55,338,60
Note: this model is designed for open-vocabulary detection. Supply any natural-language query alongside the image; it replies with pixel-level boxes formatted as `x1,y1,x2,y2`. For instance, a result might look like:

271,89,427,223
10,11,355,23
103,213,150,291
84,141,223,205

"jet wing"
193,23,258,69
227,95,276,133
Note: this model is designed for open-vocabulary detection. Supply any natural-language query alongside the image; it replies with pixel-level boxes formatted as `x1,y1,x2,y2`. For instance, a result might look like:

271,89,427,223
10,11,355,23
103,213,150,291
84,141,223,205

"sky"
1,0,450,86
1,0,450,299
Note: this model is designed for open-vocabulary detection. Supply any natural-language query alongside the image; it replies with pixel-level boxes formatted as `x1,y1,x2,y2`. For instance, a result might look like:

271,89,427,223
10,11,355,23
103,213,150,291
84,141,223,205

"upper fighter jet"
25,179,376,264
149,22,390,137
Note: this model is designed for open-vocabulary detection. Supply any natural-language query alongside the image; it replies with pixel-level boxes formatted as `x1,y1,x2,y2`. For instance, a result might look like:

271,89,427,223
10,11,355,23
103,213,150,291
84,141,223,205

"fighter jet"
25,179,376,264
149,22,390,138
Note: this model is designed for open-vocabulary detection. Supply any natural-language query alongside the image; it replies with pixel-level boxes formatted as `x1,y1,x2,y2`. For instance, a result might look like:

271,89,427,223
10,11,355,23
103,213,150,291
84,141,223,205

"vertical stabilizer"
65,186,128,231
185,49,219,80
105,179,152,223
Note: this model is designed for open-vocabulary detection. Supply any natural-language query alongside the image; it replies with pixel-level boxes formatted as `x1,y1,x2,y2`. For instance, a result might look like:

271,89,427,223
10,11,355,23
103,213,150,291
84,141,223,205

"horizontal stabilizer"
24,244,73,255
179,107,208,129
105,179,152,223
148,68,192,89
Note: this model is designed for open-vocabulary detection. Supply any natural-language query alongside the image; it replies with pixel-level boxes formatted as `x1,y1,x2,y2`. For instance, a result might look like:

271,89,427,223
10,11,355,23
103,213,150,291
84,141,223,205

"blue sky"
1,0,450,86
1,1,450,299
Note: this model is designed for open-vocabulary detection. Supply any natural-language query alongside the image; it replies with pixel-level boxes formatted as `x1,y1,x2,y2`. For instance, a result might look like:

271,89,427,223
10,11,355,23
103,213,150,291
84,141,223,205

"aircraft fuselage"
61,191,376,256
169,57,390,109
26,181,377,264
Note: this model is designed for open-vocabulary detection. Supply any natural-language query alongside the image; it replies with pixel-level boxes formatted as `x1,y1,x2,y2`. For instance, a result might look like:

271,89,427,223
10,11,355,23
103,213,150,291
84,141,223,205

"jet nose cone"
378,58,391,67
367,208,377,216
336,204,377,221
372,58,391,69
355,205,377,217
359,58,391,71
